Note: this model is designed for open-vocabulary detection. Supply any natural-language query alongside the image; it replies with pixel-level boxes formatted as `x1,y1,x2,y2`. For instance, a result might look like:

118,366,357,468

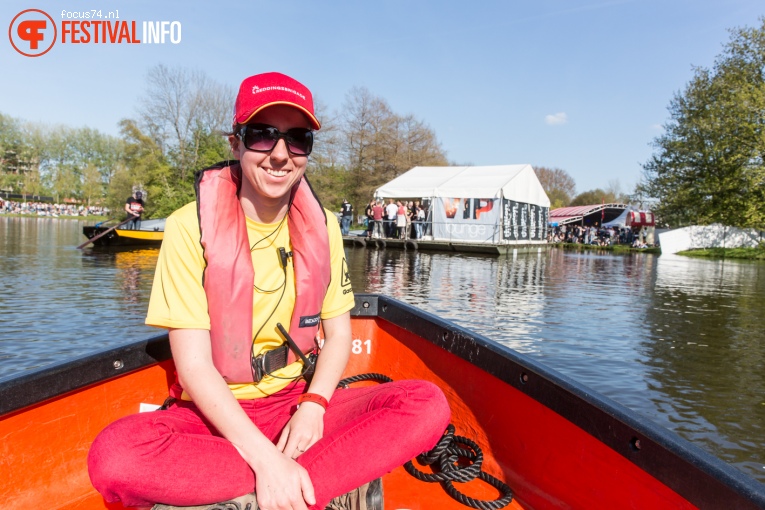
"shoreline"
0,213,113,222
554,242,661,255
676,246,765,260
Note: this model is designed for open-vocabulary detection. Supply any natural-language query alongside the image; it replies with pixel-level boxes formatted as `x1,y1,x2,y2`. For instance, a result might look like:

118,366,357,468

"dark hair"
222,125,240,138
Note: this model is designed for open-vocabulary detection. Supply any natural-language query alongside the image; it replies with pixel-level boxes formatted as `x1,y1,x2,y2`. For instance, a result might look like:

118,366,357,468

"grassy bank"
677,246,765,260
555,242,662,255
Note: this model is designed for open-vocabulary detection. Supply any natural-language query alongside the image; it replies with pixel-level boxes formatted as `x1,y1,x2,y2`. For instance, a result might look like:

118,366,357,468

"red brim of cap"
237,101,321,130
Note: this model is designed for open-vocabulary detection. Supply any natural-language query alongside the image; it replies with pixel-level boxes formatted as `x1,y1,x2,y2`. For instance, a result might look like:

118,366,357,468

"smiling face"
231,105,312,222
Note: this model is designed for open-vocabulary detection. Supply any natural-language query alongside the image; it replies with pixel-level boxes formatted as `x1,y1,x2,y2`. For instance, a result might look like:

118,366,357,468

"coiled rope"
337,373,514,509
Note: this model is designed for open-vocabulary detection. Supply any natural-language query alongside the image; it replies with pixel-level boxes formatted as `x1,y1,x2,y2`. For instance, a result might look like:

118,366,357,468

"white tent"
602,207,631,228
375,165,550,244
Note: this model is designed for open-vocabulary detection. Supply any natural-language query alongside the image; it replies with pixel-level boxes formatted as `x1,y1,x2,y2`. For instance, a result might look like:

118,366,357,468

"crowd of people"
0,198,109,217
359,199,428,240
548,224,652,248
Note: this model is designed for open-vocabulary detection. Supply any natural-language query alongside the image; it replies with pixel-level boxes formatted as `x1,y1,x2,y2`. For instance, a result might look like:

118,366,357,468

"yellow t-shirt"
145,201,354,399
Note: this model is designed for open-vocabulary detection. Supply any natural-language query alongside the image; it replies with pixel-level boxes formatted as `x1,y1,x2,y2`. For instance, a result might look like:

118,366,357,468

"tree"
21,167,43,199
107,119,169,218
122,65,233,218
0,113,39,193
138,64,233,183
570,188,620,207
534,166,576,208
81,164,103,206
51,165,78,203
307,98,348,208
605,179,630,203
640,18,765,227
330,87,447,211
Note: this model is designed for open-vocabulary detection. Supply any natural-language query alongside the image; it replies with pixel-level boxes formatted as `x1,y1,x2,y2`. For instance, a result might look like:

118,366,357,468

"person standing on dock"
124,191,145,230
339,199,353,236
385,199,397,238
372,200,384,239
365,200,375,239
396,201,407,240
88,71,450,510
414,202,425,239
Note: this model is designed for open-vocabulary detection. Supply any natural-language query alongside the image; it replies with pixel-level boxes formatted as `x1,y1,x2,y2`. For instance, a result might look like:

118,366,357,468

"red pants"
88,380,450,508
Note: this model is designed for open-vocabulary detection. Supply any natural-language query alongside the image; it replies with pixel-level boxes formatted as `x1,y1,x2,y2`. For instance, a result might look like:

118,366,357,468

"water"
0,218,158,372
1,217,764,483
349,246,765,482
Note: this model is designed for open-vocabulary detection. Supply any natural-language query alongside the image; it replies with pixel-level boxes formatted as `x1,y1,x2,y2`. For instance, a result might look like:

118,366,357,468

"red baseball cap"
233,72,321,130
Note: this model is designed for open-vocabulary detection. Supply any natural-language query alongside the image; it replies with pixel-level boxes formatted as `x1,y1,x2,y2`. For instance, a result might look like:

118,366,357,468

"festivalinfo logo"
9,8,182,57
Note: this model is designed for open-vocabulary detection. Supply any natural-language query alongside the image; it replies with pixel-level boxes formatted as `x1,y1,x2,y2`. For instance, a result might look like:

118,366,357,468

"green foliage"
108,119,171,217
678,246,765,260
560,243,661,254
309,87,448,213
570,188,620,206
640,18,765,228
534,166,576,208
2,66,448,219
0,113,42,195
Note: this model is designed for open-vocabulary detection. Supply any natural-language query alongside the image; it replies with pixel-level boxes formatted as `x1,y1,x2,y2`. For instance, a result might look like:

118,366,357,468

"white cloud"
545,112,568,126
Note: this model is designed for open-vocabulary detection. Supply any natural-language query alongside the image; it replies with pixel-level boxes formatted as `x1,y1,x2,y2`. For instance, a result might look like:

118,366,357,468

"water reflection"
1,219,763,482
0,217,158,379
644,255,765,475
345,246,765,481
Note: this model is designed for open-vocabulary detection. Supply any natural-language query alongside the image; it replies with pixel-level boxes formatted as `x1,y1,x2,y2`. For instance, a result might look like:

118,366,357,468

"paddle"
76,217,134,249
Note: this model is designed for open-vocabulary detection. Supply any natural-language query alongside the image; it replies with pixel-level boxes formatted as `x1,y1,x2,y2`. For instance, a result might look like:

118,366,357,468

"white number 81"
351,339,372,354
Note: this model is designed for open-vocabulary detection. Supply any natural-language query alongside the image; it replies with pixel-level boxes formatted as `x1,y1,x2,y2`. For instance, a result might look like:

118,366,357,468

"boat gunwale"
82,225,163,246
361,296,765,509
1,294,764,509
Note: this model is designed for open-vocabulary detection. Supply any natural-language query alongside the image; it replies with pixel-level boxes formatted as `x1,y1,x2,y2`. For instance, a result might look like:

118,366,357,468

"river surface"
1,216,764,483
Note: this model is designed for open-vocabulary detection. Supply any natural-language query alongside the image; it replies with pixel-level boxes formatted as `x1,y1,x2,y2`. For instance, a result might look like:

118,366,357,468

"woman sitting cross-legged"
87,72,451,510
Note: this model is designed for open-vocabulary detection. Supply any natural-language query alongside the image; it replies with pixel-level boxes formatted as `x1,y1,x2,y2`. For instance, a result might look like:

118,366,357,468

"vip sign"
9,9,182,57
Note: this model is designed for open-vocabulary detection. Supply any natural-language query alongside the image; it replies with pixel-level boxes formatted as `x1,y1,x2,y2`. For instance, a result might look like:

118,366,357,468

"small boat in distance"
82,218,165,247
1,295,764,509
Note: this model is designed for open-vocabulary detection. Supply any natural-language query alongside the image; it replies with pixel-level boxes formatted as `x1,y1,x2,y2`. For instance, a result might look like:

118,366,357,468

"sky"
2,0,763,195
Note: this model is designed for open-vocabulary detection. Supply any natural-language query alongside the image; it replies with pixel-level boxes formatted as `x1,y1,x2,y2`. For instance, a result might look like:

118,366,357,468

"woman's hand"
250,448,315,510
276,402,325,459
170,329,316,509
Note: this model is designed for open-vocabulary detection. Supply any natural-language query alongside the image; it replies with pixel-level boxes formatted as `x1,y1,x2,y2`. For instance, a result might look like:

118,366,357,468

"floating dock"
342,236,548,256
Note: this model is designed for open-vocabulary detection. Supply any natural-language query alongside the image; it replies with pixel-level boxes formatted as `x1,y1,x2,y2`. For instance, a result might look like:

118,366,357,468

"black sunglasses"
237,123,314,156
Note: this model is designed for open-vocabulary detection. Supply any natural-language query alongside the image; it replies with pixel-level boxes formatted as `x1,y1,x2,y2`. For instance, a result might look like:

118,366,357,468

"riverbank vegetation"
677,245,765,260
639,18,765,229
554,242,661,255
4,18,763,225
0,66,448,219
0,213,107,222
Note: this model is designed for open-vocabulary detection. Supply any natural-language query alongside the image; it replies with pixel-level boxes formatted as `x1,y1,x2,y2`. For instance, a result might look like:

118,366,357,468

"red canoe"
1,295,764,509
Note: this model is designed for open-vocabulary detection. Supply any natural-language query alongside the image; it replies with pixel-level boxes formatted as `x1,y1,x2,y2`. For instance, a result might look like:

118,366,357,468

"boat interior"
2,295,764,510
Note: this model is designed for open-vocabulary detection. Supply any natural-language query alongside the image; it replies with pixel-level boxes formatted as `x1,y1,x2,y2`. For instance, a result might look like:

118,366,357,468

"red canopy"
626,211,655,227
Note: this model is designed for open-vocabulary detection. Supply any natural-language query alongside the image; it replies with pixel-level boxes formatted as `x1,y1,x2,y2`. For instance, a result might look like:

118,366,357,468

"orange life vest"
172,161,330,395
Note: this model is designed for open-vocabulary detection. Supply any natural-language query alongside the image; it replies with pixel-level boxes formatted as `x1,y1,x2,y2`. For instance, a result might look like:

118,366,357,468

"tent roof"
549,203,629,225
375,165,550,207
602,207,631,228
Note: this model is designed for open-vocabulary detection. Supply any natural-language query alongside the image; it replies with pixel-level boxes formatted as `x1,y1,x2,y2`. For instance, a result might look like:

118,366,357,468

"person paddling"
87,72,450,510
124,190,145,230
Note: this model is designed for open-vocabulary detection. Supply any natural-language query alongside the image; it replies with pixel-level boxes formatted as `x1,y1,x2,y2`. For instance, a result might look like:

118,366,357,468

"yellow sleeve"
145,202,211,330
320,207,355,319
